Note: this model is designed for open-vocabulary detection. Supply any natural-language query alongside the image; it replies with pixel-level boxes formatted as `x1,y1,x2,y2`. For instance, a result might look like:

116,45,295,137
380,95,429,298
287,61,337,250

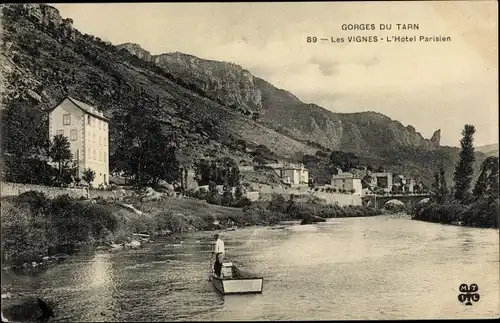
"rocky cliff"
116,45,263,114
117,42,152,61
430,129,441,147
21,4,76,40
118,43,440,156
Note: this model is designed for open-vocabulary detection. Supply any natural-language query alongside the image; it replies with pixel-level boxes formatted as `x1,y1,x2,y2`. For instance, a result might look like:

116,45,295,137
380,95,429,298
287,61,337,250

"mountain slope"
476,143,499,157
1,4,487,188
116,42,490,186
0,4,317,167
118,43,441,156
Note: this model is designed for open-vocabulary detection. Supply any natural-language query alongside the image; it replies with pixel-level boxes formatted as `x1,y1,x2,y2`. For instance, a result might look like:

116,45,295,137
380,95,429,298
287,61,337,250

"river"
2,215,499,321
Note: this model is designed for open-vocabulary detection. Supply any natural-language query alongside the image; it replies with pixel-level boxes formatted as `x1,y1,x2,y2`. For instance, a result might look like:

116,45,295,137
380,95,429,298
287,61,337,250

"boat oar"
208,253,214,282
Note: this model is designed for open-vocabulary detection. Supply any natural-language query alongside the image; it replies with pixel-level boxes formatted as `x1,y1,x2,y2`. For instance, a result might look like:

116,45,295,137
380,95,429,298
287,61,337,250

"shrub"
15,190,49,211
2,193,123,264
154,211,190,233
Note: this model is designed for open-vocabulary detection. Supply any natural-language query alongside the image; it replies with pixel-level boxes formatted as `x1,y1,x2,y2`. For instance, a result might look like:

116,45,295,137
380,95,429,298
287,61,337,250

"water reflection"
2,216,499,321
457,229,474,254
78,252,118,321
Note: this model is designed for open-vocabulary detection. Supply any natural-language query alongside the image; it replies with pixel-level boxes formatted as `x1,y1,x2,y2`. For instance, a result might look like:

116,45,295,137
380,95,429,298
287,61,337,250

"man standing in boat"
212,233,225,277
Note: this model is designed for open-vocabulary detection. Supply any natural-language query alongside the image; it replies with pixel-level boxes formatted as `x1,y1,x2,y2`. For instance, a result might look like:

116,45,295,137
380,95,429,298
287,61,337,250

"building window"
63,114,71,125
88,147,91,159
93,149,96,160
104,152,107,162
87,115,92,125
93,132,96,143
56,129,64,136
70,129,77,141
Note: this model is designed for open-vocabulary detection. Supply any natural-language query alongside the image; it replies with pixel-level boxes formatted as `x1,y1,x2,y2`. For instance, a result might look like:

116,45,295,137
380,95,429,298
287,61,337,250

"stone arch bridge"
361,193,432,210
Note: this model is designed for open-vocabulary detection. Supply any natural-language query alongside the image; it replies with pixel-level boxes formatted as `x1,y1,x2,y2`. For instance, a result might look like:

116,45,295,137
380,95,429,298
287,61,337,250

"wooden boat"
210,262,263,295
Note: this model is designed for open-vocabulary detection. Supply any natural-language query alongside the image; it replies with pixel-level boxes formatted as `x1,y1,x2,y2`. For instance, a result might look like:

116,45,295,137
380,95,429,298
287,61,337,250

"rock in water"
300,215,326,225
1,296,54,322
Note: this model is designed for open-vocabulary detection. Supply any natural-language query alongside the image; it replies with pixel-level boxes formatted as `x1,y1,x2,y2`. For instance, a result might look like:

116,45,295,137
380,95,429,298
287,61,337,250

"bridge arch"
380,199,405,210
361,193,432,210
414,197,430,206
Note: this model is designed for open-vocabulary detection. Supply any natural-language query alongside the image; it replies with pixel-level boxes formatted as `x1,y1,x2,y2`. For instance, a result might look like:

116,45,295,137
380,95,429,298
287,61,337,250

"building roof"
372,172,392,177
332,172,359,179
282,163,307,170
48,96,109,122
283,167,307,171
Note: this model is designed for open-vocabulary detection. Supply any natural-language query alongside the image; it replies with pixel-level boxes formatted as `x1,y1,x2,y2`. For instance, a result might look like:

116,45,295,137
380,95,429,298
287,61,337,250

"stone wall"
1,182,87,199
258,189,362,206
0,182,127,200
311,192,362,206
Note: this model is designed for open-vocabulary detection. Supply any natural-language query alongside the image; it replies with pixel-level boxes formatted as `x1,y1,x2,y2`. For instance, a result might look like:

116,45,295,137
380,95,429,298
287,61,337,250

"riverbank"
1,190,382,272
2,215,498,321
411,199,499,228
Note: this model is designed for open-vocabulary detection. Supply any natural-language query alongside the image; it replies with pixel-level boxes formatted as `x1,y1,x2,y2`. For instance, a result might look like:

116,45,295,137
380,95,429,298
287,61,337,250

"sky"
52,1,498,147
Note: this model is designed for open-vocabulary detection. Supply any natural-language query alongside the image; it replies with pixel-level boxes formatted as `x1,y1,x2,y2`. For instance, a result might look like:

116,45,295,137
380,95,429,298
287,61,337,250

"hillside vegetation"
0,4,488,188
0,4,315,171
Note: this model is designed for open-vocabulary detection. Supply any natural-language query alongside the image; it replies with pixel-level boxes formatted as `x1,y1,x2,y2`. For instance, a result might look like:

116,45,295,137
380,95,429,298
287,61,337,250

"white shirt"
215,238,225,254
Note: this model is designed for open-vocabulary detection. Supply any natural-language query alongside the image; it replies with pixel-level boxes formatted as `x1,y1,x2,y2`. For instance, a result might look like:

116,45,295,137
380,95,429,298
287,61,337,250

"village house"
279,163,309,185
370,172,393,193
264,162,309,185
330,170,363,196
392,174,416,193
48,96,109,187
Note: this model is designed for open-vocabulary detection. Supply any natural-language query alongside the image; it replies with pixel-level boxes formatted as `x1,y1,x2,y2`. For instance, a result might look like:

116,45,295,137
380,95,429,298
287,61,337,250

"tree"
391,185,402,195
473,156,499,201
268,194,287,213
361,174,373,189
82,168,96,188
194,157,240,186
234,185,244,201
183,168,188,191
48,134,73,184
111,95,181,187
434,165,449,204
1,98,53,184
453,125,476,203
221,181,233,206
193,159,211,186
207,180,220,205
330,150,359,172
253,155,267,168
4,155,56,185
1,99,49,157
432,168,440,195
228,161,241,187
